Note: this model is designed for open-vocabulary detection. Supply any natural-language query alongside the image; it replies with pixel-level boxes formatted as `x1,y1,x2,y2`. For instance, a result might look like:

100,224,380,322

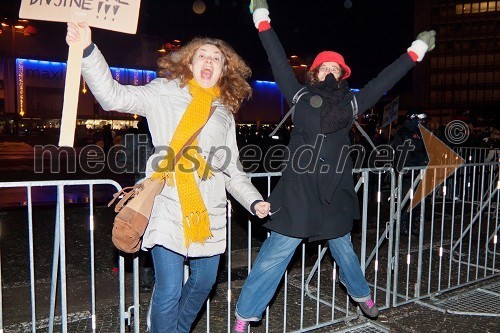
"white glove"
407,30,436,62
253,8,271,29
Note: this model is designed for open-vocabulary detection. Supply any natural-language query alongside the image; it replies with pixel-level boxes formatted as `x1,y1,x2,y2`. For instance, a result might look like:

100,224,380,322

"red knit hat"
310,51,351,79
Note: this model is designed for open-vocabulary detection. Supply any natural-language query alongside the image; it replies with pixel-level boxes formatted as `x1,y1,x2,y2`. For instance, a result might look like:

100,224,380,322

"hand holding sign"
66,22,92,49
19,0,141,147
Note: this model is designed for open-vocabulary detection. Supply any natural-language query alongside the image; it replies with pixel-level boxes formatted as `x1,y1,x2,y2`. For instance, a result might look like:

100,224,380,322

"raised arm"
250,0,303,105
66,22,159,117
354,30,436,114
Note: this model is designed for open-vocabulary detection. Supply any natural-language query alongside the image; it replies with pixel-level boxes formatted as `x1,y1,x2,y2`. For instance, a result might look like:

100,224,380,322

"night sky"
2,0,415,88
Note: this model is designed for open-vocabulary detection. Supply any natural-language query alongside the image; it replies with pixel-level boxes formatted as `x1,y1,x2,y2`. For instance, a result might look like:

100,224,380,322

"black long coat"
260,28,417,241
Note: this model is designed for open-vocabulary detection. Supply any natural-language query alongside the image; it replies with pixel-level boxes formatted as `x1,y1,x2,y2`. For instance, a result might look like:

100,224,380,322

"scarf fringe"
183,211,213,247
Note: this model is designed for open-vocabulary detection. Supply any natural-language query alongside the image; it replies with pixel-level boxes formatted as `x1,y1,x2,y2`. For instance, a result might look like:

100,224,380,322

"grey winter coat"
81,45,263,257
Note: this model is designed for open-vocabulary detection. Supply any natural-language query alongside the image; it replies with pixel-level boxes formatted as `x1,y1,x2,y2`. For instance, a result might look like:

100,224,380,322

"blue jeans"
235,232,371,321
150,246,220,333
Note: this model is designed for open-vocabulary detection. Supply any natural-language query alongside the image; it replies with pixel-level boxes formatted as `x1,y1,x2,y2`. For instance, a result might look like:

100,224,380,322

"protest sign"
20,0,141,34
382,96,399,128
19,0,142,146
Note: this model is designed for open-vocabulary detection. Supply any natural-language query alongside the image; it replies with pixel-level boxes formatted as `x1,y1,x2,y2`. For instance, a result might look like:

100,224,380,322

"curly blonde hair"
157,37,252,113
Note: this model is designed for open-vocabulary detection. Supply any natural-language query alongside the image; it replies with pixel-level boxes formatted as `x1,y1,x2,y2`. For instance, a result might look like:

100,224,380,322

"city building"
413,0,499,122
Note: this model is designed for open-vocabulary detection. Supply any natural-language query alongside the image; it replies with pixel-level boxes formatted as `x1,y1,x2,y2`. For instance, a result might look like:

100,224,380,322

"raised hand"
408,30,437,62
249,0,269,14
66,22,92,49
250,0,271,29
416,30,436,52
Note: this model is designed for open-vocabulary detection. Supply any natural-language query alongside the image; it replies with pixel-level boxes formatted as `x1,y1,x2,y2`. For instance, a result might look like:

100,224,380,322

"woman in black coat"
233,1,436,331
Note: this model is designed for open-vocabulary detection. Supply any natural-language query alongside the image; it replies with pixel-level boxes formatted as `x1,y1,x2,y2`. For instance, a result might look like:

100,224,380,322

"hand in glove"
417,30,436,52
250,0,271,30
249,0,268,14
408,30,436,62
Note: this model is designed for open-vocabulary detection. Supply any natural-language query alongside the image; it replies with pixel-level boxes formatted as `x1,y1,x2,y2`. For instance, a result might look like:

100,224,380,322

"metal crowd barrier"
1,160,499,332
392,163,500,309
453,147,491,164
0,179,122,333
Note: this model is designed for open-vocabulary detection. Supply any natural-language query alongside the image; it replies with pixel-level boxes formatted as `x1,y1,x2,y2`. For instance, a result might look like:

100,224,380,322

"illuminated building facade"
413,1,500,118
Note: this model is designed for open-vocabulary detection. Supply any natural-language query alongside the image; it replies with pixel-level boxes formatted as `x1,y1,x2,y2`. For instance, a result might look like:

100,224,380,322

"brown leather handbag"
108,178,165,253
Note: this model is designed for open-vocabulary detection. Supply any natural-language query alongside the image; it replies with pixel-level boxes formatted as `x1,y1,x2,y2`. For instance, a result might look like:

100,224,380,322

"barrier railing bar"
89,185,97,333
360,171,368,277
484,167,494,274
392,172,403,305
27,187,36,332
430,168,438,293
416,169,426,298
57,185,68,332
49,198,60,333
385,171,396,308
448,170,459,289
316,244,321,325
373,173,381,304
476,165,486,280
331,263,336,321
119,253,125,332
283,268,288,332
458,167,468,285
491,171,499,272
227,200,232,333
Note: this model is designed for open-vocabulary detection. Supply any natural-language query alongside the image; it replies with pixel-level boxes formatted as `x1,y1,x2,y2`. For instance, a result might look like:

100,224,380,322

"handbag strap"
173,105,217,166
107,186,135,207
108,183,143,213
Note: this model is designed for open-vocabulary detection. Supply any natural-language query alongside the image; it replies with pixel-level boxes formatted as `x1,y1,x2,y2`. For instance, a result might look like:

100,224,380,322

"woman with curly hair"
66,22,270,333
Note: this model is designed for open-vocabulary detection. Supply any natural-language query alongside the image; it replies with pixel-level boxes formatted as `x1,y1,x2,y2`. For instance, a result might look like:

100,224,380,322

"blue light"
350,88,360,92
17,58,67,73
16,58,157,82
110,66,157,77
255,80,277,85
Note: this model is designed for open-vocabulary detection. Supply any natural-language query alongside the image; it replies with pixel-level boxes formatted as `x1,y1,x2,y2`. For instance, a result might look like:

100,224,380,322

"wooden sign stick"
58,24,84,147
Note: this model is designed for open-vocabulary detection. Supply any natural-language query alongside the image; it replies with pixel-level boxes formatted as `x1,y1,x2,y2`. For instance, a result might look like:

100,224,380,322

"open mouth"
201,67,213,80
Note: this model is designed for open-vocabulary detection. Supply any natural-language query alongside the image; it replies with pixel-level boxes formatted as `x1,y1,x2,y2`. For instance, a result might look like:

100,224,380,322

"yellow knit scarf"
151,79,220,247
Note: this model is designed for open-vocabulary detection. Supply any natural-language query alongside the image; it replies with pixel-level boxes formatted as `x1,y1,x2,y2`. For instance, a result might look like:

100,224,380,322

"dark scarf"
307,74,352,134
